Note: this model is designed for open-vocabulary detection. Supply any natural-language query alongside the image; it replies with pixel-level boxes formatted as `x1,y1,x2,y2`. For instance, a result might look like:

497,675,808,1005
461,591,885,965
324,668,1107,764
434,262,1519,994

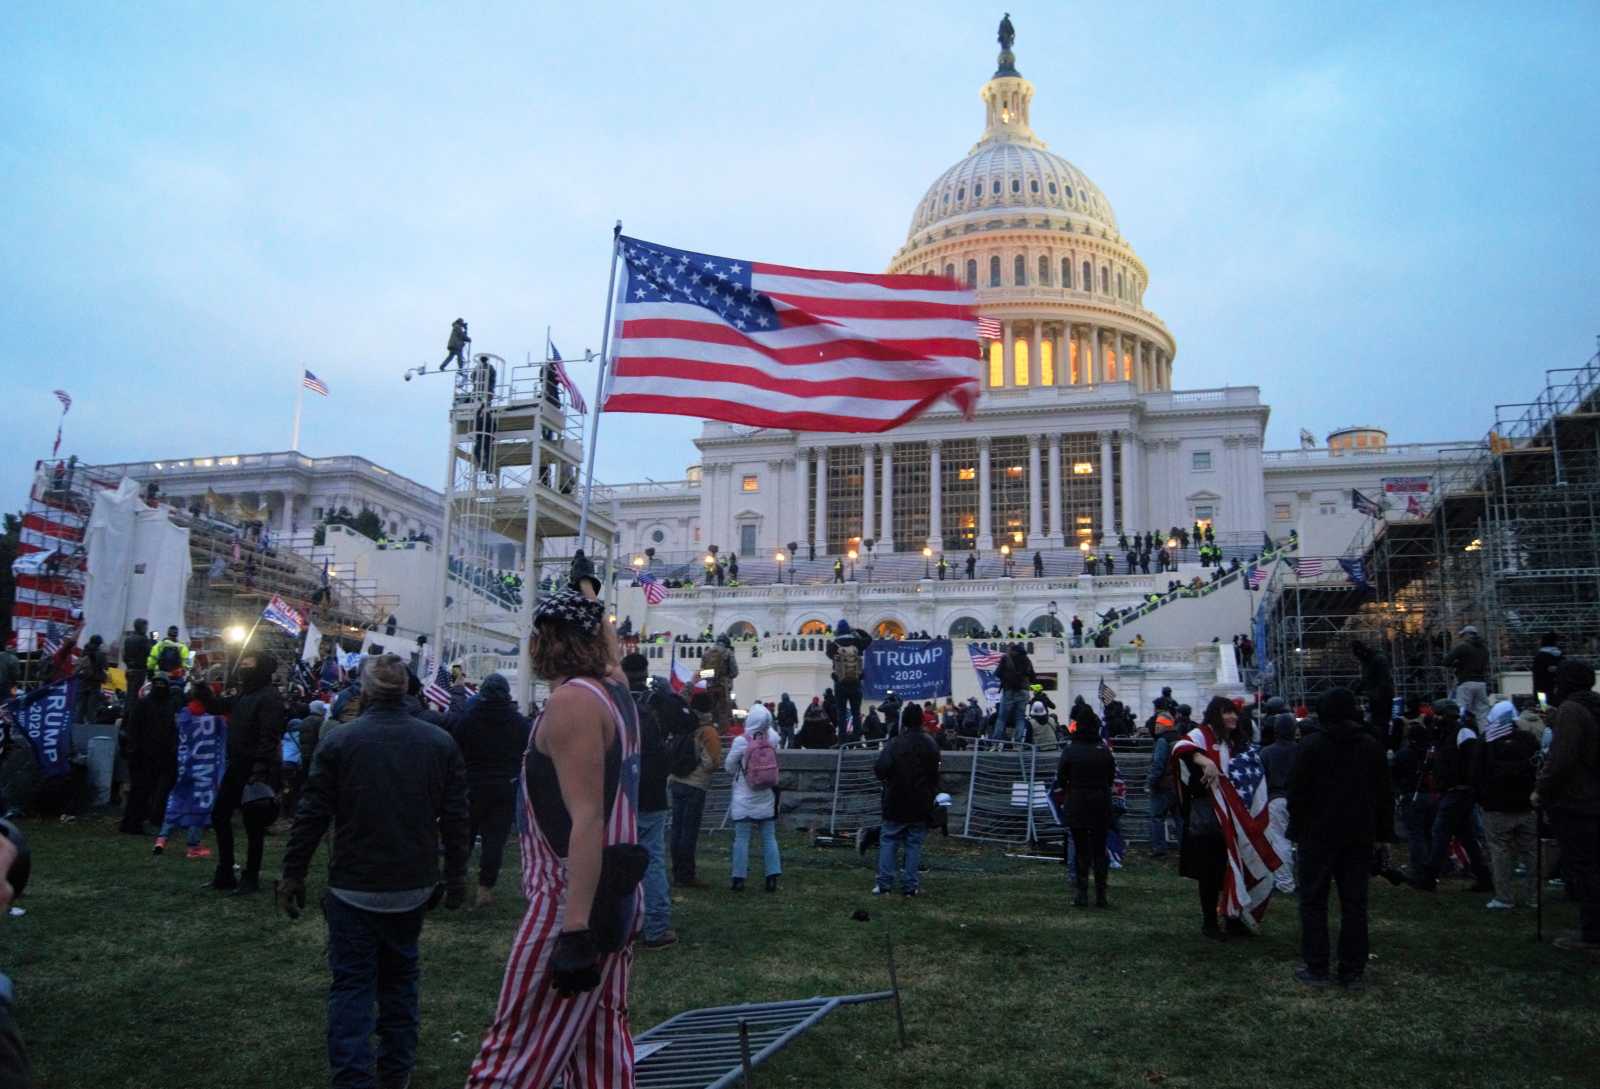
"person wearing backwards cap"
466,590,646,1088
1475,699,1540,911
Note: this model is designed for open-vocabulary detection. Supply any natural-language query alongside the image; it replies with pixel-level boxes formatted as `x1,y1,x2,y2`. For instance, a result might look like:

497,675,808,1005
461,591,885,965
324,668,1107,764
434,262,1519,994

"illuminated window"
799,619,828,635
1107,349,1118,381
1040,339,1054,385
958,467,977,481
1076,515,1093,524
1014,340,1029,386
989,256,1001,287
1274,503,1292,521
988,341,1004,387
741,475,759,493
1069,338,1080,384
1072,462,1094,475
1006,465,1024,477
1193,451,1213,471
1013,255,1026,285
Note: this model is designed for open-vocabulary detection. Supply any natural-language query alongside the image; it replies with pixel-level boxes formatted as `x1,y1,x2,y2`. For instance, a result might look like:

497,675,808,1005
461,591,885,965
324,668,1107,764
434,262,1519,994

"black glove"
550,929,602,997
445,884,466,910
275,877,306,920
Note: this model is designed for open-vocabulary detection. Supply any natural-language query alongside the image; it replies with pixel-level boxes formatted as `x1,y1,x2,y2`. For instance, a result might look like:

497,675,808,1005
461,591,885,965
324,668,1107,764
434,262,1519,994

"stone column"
769,458,786,552
927,438,943,551
1086,326,1100,384
1002,322,1016,388
1119,432,1137,535
812,448,828,554
1027,435,1043,543
279,492,295,538
794,447,810,550
1047,434,1063,541
1030,323,1043,387
977,436,994,550
1052,326,1065,386
1098,430,1115,536
861,443,875,547
879,444,895,551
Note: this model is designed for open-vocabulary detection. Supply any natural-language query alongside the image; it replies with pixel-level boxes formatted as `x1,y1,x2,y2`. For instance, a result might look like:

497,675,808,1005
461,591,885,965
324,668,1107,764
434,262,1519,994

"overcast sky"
4,2,1596,510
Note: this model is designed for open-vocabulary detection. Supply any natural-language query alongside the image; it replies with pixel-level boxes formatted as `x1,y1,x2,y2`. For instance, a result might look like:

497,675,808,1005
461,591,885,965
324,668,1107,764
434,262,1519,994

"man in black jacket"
277,654,469,1089
206,652,282,894
623,654,676,949
1444,625,1491,725
1534,659,1600,951
991,644,1034,743
449,672,528,909
1476,700,1540,910
1287,687,1393,988
1350,640,1394,739
1056,718,1116,907
118,674,177,834
827,620,872,737
1413,699,1493,892
121,618,153,703
873,704,941,897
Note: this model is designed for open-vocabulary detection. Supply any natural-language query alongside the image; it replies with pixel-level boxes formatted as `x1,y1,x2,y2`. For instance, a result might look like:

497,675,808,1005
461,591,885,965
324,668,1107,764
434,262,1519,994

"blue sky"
3,2,1596,509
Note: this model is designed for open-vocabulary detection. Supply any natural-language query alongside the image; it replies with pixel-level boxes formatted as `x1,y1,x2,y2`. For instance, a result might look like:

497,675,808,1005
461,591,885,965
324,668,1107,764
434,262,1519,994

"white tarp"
81,479,191,654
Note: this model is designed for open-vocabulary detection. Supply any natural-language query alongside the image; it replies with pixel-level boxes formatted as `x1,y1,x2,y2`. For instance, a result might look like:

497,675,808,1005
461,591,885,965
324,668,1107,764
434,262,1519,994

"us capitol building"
603,24,1469,664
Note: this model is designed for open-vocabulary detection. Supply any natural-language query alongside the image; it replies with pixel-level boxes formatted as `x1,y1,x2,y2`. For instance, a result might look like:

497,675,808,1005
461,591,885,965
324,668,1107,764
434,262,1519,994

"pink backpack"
744,730,780,789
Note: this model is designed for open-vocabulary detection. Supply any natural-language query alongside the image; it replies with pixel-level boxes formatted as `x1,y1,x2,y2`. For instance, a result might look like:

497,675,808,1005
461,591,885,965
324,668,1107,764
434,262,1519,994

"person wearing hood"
1350,640,1394,739
1444,624,1492,725
1286,687,1393,988
206,651,283,895
451,672,530,909
1534,658,1600,951
1532,634,1563,707
1258,712,1300,894
775,693,798,749
122,618,153,702
872,703,942,896
1476,700,1540,910
120,673,178,835
725,704,783,892
827,620,872,736
1146,711,1181,859
154,681,223,859
72,634,108,725
1412,699,1493,893
1056,710,1116,908
282,699,328,823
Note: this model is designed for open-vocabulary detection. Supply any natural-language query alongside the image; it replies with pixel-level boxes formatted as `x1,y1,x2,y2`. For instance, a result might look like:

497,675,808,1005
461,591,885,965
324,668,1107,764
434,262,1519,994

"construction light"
225,625,247,644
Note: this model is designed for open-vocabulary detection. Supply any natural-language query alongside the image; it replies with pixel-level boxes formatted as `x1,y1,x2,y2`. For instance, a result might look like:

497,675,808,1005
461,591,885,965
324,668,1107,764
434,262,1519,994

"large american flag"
1171,725,1281,928
1246,565,1270,590
602,236,980,432
635,571,666,605
1098,679,1117,705
1293,558,1326,578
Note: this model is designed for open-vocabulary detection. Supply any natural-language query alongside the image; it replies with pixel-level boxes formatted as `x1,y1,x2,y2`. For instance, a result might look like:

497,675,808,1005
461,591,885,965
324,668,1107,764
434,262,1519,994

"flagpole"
576,221,623,547
291,367,305,452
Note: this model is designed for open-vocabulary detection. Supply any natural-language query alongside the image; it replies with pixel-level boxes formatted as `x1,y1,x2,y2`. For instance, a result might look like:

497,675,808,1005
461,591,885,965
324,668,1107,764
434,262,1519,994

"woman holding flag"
1171,696,1280,940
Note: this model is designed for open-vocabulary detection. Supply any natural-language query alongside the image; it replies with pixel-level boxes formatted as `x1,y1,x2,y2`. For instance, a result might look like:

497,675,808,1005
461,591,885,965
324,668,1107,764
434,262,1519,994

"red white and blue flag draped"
634,571,666,605
262,594,306,637
602,236,980,432
1170,725,1281,927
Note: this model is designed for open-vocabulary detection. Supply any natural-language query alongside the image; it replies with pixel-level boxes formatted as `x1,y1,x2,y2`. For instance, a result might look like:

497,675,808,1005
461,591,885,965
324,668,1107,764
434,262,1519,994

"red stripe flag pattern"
602,236,980,432
976,316,1002,340
1170,724,1281,929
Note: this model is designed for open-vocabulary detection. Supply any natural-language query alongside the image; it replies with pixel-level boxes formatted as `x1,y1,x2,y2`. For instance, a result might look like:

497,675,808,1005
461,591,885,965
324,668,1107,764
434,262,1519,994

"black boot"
765,874,779,893
1072,883,1088,908
730,877,745,892
204,866,238,891
1095,883,1109,909
231,873,261,896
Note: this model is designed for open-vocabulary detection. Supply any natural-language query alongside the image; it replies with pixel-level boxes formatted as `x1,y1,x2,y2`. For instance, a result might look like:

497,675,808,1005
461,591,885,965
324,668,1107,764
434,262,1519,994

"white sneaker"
871,884,890,896
1485,899,1514,910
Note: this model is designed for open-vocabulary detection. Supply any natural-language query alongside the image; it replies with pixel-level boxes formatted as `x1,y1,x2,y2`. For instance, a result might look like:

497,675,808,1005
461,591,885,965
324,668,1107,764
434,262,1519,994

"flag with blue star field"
1171,719,1281,929
602,236,980,432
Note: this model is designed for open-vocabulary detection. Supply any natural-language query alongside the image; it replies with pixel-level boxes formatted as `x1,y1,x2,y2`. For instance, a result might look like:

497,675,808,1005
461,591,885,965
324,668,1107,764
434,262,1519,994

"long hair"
1201,695,1239,738
529,621,611,682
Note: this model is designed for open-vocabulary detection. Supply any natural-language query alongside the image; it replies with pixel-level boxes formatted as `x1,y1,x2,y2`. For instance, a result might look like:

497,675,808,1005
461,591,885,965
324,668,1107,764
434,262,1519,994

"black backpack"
669,728,702,778
156,642,183,673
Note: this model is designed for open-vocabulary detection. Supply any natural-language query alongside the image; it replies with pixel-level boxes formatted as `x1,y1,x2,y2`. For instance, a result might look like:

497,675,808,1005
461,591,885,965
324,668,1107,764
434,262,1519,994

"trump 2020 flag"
262,594,305,637
603,236,979,432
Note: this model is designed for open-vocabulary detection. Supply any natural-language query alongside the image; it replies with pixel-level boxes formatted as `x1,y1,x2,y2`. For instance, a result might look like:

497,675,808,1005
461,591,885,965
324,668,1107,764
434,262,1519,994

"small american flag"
262,594,306,637
635,571,666,605
53,390,72,413
969,646,1004,669
1293,558,1326,578
1246,566,1269,590
302,369,330,397
1098,679,1117,705
976,316,1002,341
549,344,587,414
422,662,452,711
603,235,978,432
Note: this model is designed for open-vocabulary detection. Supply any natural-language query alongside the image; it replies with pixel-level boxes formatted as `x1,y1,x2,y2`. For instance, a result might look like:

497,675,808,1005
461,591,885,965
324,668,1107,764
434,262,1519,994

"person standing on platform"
1351,640,1395,738
828,620,873,737
1444,625,1492,725
699,636,738,733
966,552,977,580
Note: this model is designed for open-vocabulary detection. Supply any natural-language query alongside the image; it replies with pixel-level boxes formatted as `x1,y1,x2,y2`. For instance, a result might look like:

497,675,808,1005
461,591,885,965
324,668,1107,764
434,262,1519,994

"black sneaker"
1337,974,1367,992
902,888,922,898
1294,967,1331,988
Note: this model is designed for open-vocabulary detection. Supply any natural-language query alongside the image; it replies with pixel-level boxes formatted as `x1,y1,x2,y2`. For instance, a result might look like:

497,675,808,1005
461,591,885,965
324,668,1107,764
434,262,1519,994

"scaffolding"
1264,338,1600,702
434,352,617,706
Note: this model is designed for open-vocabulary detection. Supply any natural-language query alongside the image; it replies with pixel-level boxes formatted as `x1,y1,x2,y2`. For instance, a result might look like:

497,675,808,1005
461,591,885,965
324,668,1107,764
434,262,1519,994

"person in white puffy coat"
726,705,783,892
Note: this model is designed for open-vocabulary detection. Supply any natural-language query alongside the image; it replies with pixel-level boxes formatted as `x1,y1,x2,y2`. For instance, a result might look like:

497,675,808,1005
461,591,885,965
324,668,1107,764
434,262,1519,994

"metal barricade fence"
829,742,886,836
959,741,1041,845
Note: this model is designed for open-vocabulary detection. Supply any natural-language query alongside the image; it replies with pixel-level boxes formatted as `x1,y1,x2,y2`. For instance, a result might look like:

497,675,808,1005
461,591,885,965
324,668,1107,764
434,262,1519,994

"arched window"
1014,339,1029,387
989,256,1001,287
874,618,907,639
1038,256,1050,285
974,179,984,201
1027,614,1064,636
1040,338,1055,385
989,340,1004,387
942,193,950,205
1066,186,1074,200
1010,178,1020,194
992,180,1001,196
1048,181,1057,195
1082,261,1092,290
966,259,978,288
957,186,965,201
1062,258,1072,288
725,621,756,639
1100,266,1110,293
944,262,955,282
798,619,828,635
1117,270,1124,298
948,616,986,638
1030,179,1039,194
1013,255,1026,285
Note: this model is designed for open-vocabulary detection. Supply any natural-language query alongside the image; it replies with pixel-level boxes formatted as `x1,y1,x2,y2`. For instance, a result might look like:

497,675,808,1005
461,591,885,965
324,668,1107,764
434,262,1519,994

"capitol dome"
887,23,1175,398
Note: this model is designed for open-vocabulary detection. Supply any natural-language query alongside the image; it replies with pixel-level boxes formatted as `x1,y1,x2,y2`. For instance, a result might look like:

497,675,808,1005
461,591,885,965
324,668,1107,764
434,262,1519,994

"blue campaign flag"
9,678,75,779
863,638,953,701
164,707,228,829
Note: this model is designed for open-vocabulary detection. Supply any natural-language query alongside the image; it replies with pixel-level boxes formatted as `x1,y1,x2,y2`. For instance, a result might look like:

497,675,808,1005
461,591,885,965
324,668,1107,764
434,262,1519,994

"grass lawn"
4,813,1597,1089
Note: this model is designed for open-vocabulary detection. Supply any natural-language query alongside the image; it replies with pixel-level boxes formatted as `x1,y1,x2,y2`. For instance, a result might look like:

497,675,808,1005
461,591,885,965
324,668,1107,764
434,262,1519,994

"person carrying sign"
154,682,226,859
699,635,739,733
828,620,873,738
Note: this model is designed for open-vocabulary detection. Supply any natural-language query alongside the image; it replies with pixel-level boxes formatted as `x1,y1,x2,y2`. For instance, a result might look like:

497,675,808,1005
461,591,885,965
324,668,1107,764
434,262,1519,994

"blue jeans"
636,808,672,939
1147,789,1175,853
323,892,423,1089
731,818,782,880
669,781,707,882
876,820,926,892
993,691,1029,741
1425,789,1491,884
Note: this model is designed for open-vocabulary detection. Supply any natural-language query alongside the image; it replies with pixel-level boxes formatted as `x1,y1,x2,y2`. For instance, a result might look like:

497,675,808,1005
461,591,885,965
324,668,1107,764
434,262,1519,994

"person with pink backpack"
725,704,784,892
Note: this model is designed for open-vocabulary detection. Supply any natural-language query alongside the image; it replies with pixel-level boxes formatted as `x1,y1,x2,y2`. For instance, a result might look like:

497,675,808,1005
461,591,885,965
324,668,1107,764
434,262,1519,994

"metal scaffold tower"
1263,338,1600,703
434,351,617,707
